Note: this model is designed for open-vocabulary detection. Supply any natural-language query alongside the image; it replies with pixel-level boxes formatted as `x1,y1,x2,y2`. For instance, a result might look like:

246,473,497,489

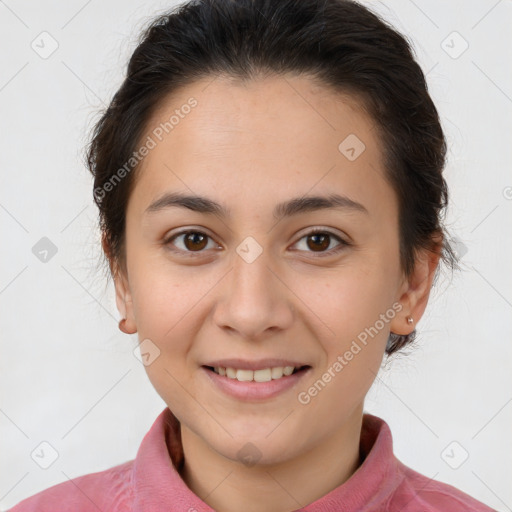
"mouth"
201,363,312,401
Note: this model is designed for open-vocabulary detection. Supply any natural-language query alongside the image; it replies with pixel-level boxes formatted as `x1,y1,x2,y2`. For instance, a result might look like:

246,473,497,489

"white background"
1,0,511,510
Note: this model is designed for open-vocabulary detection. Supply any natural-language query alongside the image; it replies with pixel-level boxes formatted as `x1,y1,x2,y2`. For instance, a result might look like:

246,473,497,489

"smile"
206,365,308,382
201,365,312,401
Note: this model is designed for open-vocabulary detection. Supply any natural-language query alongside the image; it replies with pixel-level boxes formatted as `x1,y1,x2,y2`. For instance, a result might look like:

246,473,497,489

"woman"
8,0,497,510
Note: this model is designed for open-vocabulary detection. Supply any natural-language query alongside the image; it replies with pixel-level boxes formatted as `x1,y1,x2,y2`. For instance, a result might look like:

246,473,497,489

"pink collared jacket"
8,407,497,511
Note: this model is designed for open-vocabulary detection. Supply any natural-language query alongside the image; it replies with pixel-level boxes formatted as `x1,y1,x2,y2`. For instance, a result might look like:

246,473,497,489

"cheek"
295,272,392,424
128,266,207,411
299,260,397,339
299,259,397,385
128,250,210,338
127,260,228,392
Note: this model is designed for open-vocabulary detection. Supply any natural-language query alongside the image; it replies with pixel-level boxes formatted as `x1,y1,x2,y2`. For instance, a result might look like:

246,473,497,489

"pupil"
186,232,207,251
308,233,329,251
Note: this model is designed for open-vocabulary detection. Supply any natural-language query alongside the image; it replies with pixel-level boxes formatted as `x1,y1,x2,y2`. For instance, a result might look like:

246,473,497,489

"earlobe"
390,311,415,336
118,317,135,334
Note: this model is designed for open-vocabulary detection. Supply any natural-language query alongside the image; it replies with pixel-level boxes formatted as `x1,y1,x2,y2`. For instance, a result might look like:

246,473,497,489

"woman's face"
115,74,423,464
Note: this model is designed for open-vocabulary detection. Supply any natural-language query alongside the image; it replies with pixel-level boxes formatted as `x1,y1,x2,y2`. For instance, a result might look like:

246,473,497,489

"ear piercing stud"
406,316,414,325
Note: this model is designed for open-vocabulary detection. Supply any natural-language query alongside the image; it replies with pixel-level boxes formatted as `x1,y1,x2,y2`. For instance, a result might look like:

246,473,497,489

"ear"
390,235,442,336
102,233,137,335
114,269,137,334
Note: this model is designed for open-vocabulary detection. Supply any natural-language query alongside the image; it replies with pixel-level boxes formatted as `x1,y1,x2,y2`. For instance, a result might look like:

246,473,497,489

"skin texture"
112,73,440,512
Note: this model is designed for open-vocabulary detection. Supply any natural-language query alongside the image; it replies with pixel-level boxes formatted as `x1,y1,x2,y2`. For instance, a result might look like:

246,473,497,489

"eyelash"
163,228,350,258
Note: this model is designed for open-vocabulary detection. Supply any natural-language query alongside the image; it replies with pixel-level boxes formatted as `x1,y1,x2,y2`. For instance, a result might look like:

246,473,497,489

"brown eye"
183,232,208,251
306,233,331,252
165,230,217,255
293,229,349,256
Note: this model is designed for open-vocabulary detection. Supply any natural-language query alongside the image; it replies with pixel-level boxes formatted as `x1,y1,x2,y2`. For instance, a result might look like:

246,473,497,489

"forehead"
128,73,394,222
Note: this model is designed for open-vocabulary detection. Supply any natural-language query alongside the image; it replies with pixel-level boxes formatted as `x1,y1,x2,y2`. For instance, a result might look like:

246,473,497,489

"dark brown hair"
85,0,458,355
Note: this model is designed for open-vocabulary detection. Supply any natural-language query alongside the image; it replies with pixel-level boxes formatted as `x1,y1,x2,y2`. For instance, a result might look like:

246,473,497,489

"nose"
212,245,294,341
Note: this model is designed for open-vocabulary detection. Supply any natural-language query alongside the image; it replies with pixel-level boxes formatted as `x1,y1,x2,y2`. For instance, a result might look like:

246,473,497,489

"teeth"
271,367,284,379
254,368,272,382
213,366,300,381
236,369,254,382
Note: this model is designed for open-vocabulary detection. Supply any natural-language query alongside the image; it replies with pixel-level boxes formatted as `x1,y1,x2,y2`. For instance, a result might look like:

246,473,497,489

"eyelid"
294,226,349,243
291,227,350,256
163,227,221,256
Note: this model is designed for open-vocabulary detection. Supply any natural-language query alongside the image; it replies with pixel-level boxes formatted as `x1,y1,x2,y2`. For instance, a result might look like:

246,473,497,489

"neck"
179,406,364,512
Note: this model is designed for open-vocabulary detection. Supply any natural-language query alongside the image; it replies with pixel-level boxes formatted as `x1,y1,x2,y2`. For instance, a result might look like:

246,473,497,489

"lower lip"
201,366,311,401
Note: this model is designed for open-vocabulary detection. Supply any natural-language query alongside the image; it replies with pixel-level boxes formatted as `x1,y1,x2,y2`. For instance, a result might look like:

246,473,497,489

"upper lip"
202,358,310,371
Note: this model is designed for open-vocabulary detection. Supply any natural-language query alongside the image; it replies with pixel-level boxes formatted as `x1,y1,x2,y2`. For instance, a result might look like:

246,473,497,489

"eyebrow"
144,191,369,219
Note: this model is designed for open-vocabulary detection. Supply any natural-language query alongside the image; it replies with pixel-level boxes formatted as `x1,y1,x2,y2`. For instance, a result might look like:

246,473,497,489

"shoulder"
7,460,134,512
389,460,497,512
